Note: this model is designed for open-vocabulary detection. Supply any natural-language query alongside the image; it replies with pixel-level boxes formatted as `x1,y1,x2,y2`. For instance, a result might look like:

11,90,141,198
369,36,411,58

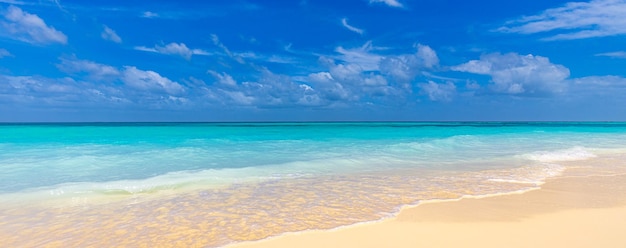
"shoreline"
229,172,626,248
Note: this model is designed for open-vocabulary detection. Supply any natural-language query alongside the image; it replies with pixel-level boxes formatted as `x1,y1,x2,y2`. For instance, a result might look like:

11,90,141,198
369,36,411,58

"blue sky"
1,0,626,121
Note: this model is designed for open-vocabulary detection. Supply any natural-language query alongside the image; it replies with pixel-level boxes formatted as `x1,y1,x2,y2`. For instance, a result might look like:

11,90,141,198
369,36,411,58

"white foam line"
222,185,543,248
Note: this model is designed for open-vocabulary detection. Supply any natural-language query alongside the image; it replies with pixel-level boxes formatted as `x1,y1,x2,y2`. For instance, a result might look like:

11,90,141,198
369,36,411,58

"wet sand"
230,173,626,248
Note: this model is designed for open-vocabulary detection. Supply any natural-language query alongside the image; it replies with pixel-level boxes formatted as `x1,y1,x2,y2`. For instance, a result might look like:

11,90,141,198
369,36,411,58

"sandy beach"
230,172,626,248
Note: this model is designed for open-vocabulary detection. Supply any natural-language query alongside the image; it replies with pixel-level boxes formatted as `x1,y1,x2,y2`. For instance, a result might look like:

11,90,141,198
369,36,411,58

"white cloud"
211,34,245,64
101,25,121,43
0,74,133,106
333,42,438,77
1,5,67,44
232,52,296,64
595,51,626,58
51,0,71,16
571,75,626,86
362,74,388,86
0,1,27,5
191,42,440,107
379,44,439,82
55,57,186,98
133,46,155,52
202,68,331,107
125,41,443,108
135,42,209,60
418,81,456,101
415,44,439,68
307,72,334,84
220,90,255,105
328,63,365,82
2,75,76,95
208,70,237,87
3,59,198,108
121,66,185,95
452,53,570,95
154,43,192,60
369,0,404,8
141,11,158,18
497,0,626,40
335,41,381,71
568,75,626,98
241,69,319,107
312,60,397,100
57,57,120,80
306,72,351,101
298,42,441,102
341,18,364,35
0,48,11,58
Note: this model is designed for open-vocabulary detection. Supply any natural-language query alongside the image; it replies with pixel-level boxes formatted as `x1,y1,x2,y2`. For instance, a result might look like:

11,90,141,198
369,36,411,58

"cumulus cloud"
332,42,438,75
369,0,404,8
497,0,626,40
418,81,456,102
121,66,185,95
595,51,626,58
310,61,395,100
294,42,441,103
1,5,67,44
415,44,439,67
341,18,364,35
57,57,120,81
202,69,324,107
135,42,209,60
380,44,439,82
56,57,186,96
452,53,570,95
101,25,121,43
305,72,351,101
249,69,323,107
3,57,192,109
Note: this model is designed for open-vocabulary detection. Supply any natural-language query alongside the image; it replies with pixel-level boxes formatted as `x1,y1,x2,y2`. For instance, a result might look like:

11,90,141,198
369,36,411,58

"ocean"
1,122,625,247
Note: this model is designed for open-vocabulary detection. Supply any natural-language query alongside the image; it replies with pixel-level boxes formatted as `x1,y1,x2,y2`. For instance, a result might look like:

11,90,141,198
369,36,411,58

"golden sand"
230,173,626,248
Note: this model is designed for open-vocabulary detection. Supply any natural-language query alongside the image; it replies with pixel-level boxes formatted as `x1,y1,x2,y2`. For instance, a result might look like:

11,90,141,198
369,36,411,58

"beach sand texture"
231,169,626,248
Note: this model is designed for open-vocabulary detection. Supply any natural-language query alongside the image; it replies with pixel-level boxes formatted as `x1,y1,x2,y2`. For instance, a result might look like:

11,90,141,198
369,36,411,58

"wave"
522,147,597,163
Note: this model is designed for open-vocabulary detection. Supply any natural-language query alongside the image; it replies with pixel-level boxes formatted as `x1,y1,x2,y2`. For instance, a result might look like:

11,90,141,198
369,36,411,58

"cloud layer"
498,0,626,40
1,1,626,121
595,51,626,58
135,42,209,60
369,0,404,8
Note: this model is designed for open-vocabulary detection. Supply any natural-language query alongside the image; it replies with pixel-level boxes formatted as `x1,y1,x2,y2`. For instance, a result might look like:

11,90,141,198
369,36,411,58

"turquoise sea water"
1,122,626,246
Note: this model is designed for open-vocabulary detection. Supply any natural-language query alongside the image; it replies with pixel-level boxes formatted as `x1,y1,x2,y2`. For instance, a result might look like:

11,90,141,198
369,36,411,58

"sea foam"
523,147,597,163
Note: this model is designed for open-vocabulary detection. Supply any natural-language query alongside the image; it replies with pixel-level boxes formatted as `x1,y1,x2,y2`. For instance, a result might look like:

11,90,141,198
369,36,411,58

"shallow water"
0,122,625,247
